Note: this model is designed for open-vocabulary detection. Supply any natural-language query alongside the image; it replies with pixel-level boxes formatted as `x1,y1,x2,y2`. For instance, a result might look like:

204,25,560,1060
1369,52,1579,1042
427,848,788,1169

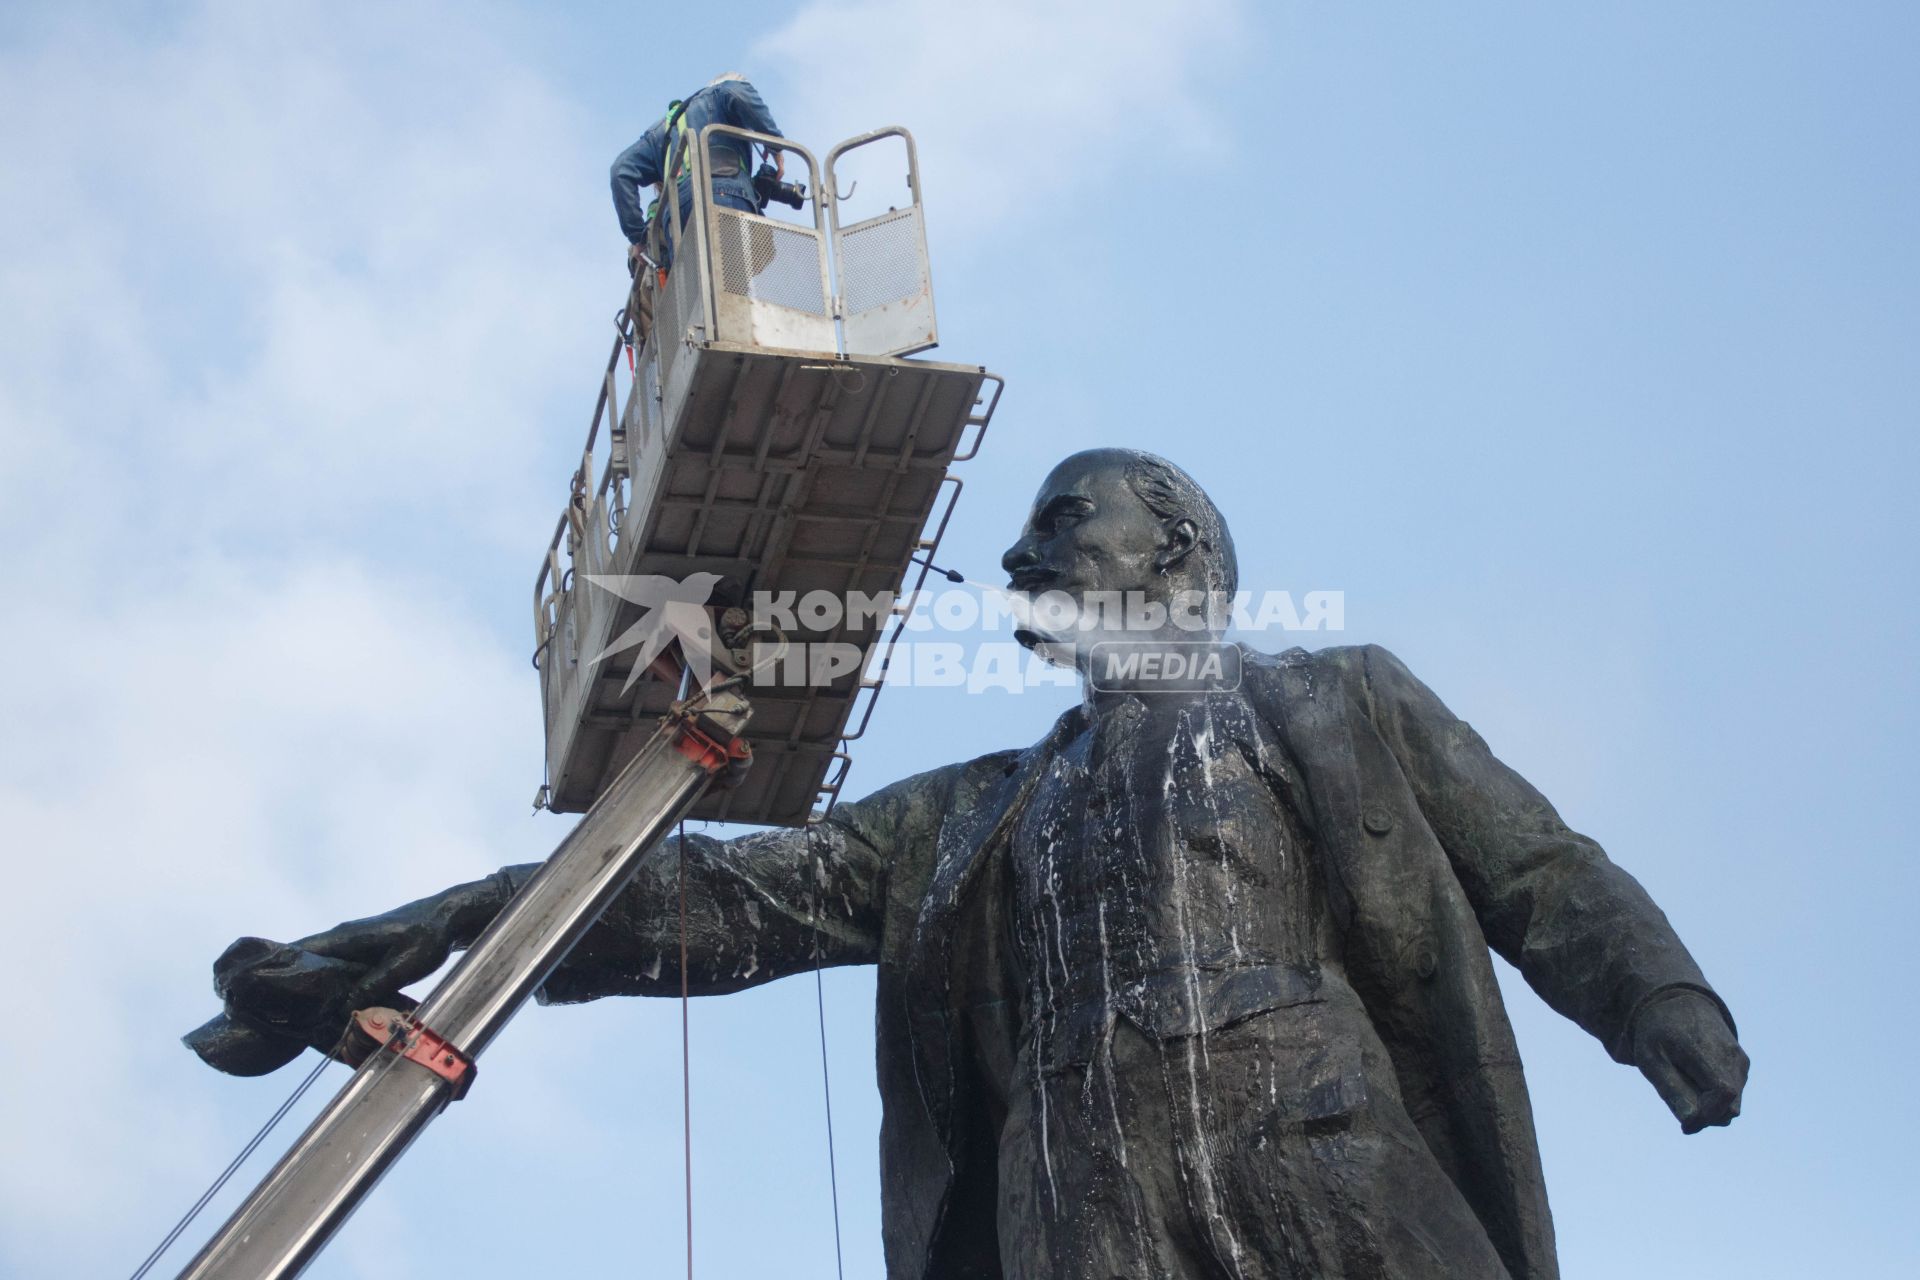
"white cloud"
0,556,544,1262
752,0,1248,239
0,5,605,1272
0,1,612,550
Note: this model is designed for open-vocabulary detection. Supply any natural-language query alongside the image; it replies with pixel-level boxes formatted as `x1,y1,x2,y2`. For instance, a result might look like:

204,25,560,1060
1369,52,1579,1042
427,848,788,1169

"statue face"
1001,450,1170,608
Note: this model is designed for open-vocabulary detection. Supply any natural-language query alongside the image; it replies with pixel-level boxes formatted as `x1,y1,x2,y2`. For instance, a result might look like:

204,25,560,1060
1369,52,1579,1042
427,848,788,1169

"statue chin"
1013,628,1078,669
1006,586,1081,668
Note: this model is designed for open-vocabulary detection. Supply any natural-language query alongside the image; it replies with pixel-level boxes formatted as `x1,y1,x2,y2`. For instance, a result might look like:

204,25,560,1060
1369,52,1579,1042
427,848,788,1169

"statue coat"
527,644,1732,1279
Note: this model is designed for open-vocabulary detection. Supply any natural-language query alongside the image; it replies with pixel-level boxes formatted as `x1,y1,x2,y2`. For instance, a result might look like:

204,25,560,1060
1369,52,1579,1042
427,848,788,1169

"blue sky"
1,2,1915,1277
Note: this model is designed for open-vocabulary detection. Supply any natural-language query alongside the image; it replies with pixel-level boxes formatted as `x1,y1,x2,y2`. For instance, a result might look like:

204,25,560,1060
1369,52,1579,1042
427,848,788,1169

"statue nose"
1002,538,1039,576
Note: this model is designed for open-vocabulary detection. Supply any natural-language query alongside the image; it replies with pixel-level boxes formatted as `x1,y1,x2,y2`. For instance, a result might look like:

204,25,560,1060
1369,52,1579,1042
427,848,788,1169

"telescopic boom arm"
176,687,752,1280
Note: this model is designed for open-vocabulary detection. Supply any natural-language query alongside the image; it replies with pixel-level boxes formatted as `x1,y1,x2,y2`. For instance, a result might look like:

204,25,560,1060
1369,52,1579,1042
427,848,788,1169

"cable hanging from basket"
124,1053,335,1280
125,1015,408,1280
679,822,694,1278
808,819,849,1280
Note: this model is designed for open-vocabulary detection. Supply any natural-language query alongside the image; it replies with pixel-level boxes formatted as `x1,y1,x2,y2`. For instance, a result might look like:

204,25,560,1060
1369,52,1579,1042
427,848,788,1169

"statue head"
1001,449,1237,661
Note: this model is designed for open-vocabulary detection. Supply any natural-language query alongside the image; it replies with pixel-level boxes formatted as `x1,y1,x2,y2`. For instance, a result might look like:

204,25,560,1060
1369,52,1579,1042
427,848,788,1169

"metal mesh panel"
658,237,704,392
675,240,706,333
714,209,828,316
838,209,928,314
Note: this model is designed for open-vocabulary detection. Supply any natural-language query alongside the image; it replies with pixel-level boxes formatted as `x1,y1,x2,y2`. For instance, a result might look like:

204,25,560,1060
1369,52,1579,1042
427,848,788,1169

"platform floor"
538,341,995,826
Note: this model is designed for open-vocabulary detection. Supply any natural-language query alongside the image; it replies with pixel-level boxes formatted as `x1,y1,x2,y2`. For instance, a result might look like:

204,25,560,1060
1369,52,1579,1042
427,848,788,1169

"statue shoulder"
958,745,1028,785
1237,640,1384,699
835,745,1026,830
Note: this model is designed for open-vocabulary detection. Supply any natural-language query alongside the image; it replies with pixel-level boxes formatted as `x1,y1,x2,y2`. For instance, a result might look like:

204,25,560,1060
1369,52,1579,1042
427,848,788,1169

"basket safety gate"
649,124,939,366
827,128,938,358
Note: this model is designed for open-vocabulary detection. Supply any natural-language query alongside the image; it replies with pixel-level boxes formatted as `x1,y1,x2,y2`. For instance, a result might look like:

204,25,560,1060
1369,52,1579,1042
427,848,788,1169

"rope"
809,821,847,1280
126,1027,353,1280
668,665,853,1280
679,816,694,1280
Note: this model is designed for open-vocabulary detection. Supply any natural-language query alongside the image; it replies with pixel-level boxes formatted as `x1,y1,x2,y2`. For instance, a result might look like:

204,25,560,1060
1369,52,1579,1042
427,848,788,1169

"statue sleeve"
1356,644,1734,1063
504,767,932,1005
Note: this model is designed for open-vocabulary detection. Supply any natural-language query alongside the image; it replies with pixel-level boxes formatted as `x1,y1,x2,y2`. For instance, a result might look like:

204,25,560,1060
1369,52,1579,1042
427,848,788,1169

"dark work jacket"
526,645,1732,1280
608,78,781,244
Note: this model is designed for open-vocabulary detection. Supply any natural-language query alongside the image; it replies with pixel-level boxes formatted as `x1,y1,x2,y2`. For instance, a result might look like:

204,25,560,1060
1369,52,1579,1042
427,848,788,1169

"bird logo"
582,573,724,692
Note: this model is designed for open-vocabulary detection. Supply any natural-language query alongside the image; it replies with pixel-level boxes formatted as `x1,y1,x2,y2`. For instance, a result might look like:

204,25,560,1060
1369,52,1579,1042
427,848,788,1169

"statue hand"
1630,989,1749,1134
186,877,513,1076
294,877,510,1008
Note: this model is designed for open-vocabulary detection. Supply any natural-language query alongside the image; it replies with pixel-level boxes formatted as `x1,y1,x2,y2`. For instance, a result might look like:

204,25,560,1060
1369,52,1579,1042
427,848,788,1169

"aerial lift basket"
532,124,1002,826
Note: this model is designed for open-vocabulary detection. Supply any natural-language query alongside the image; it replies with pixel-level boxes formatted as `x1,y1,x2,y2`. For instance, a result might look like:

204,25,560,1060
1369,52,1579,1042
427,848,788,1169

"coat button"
1362,807,1395,836
1415,946,1438,980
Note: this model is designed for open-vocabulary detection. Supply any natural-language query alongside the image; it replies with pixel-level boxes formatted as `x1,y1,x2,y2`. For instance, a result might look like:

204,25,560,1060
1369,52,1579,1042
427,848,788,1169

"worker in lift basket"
612,72,787,291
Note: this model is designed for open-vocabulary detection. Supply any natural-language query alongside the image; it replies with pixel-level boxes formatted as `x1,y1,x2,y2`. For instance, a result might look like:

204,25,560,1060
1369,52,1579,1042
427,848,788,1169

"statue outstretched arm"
1354,643,1748,1131
307,786,909,1006
189,763,956,1074
525,754,976,1002
521,812,887,1004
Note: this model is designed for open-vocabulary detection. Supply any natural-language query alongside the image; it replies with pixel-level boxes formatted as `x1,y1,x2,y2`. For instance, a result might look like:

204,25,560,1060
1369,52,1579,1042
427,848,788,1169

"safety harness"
644,95,694,227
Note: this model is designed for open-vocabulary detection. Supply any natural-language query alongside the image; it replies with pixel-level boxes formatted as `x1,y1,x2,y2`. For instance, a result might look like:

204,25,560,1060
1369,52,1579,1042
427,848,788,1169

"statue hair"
1117,451,1239,602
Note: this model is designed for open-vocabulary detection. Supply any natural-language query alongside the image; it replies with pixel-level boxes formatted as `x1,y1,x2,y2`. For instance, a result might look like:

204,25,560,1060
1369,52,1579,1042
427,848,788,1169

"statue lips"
1005,570,1072,655
1006,568,1055,593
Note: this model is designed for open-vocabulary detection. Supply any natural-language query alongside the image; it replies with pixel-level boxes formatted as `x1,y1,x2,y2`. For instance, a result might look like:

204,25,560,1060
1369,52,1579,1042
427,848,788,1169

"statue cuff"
493,864,542,899
1622,982,1737,1056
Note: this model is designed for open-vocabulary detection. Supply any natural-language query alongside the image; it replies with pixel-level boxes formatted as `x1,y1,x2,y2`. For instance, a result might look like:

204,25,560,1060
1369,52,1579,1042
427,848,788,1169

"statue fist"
292,898,463,1007
184,876,513,1076
1630,988,1749,1134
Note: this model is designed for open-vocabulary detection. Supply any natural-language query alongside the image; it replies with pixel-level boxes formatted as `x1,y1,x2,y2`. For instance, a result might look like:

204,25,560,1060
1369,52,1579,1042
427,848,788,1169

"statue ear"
1155,518,1199,576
